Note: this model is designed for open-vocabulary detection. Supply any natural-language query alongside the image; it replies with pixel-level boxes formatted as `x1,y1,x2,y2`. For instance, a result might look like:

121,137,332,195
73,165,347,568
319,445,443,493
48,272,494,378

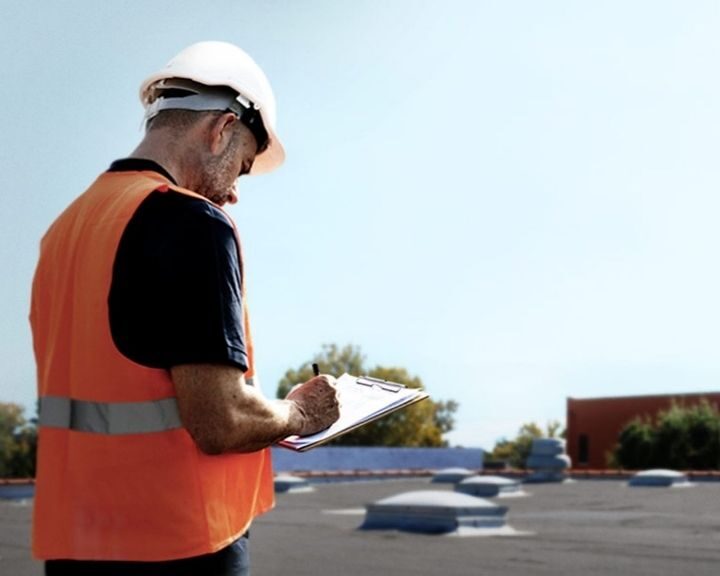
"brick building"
566,392,720,469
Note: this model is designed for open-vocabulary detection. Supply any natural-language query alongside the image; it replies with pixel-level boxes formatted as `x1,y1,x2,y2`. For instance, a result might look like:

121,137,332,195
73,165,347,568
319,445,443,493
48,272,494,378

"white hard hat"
139,41,285,175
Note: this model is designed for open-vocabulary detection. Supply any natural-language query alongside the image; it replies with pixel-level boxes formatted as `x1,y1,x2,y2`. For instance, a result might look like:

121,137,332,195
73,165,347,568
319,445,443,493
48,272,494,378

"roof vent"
431,467,475,484
628,469,691,488
525,438,572,483
455,475,525,498
274,475,314,494
361,490,508,534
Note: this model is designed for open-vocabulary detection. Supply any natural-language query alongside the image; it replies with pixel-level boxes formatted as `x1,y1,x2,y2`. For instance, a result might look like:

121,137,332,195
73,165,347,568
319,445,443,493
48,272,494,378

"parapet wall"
271,446,485,473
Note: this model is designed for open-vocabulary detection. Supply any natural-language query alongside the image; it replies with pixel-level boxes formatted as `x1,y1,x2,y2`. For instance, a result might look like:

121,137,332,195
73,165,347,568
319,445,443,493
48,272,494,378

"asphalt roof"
3,478,720,575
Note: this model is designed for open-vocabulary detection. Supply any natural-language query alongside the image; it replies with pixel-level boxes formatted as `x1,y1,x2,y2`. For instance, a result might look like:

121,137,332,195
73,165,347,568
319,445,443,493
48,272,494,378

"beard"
196,138,242,206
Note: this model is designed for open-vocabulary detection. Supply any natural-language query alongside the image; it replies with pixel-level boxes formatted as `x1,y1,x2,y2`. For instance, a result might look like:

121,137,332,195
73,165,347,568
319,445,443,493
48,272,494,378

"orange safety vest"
30,170,274,561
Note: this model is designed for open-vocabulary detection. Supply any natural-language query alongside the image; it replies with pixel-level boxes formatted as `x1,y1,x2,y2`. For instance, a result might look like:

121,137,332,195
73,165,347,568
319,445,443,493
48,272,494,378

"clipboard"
277,373,430,452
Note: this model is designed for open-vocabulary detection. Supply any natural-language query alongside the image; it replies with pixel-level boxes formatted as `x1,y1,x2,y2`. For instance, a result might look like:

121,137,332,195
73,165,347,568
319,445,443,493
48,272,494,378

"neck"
129,130,201,190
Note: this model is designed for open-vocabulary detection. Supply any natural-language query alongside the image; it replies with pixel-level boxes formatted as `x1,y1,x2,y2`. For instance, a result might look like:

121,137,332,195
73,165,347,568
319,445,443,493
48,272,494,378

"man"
30,41,340,575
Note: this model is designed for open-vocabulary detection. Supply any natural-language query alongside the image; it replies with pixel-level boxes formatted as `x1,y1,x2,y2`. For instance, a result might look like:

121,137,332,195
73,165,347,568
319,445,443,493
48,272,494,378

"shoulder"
125,191,238,253
116,191,241,282
139,190,234,228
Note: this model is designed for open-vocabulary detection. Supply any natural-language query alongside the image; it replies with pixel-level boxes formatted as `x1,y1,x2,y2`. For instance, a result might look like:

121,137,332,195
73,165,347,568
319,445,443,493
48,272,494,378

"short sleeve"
109,191,249,371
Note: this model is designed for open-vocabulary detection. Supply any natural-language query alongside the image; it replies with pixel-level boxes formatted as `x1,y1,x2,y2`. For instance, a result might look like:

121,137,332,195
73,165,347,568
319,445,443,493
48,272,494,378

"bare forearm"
218,390,305,453
171,364,305,454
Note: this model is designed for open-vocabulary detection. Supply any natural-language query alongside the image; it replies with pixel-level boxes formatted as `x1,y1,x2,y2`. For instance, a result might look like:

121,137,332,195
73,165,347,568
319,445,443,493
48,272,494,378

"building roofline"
567,391,720,403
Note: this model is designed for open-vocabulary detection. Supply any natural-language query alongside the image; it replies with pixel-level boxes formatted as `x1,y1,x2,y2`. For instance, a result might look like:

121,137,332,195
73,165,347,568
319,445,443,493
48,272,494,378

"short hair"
145,109,223,133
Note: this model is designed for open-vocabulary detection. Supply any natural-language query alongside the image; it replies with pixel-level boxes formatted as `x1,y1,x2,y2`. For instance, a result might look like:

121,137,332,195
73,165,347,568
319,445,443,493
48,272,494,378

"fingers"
287,374,341,436
286,374,336,399
314,374,336,389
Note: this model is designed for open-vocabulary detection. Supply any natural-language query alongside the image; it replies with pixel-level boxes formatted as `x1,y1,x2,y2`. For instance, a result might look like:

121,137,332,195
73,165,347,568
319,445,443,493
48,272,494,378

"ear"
208,112,239,155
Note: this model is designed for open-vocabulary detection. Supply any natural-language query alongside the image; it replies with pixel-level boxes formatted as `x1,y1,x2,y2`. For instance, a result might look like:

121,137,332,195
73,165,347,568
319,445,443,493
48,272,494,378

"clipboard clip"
356,375,406,393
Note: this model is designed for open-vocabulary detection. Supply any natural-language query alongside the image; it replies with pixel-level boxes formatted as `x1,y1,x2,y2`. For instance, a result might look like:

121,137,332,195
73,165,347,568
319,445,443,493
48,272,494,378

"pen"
312,363,320,377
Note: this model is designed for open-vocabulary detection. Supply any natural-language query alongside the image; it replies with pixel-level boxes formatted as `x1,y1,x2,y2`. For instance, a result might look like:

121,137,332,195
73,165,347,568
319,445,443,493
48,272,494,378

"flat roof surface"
3,478,720,575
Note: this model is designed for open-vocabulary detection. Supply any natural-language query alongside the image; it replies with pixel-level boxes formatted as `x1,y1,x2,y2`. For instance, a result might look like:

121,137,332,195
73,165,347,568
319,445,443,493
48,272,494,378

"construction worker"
30,41,340,576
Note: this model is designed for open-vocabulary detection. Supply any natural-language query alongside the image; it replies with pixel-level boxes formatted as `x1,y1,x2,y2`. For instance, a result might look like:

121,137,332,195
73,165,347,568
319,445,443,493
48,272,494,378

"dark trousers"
45,534,250,576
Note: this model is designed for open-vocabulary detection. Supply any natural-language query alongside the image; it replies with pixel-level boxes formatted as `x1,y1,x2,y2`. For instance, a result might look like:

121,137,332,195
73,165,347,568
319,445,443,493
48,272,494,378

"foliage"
276,343,365,398
276,344,457,447
547,420,565,439
489,420,564,468
613,400,720,470
614,416,655,469
0,402,37,478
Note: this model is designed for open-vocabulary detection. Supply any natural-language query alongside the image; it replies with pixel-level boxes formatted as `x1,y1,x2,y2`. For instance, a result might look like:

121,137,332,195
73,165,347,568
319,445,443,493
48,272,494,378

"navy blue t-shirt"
108,158,248,371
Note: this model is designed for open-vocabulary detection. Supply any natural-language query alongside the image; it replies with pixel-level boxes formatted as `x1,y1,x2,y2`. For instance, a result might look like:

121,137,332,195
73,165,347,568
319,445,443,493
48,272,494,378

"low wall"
271,446,485,473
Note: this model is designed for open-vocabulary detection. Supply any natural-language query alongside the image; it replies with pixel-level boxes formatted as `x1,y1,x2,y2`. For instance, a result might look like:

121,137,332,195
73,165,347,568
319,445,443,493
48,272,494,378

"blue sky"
2,1,720,450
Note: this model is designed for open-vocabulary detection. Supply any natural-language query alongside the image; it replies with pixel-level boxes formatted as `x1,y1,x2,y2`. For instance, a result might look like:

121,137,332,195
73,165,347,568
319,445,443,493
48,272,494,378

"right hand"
285,375,340,436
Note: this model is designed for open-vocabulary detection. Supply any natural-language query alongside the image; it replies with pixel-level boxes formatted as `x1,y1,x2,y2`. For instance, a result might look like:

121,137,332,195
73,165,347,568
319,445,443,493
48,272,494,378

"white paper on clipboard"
277,373,429,452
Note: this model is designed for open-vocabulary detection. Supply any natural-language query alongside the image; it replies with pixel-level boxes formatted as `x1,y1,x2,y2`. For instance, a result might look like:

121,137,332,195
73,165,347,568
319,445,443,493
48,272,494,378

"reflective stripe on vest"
39,378,256,435
39,396,182,435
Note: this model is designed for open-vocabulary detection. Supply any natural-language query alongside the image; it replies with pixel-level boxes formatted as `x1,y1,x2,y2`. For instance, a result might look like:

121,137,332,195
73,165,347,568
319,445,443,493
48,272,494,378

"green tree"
276,344,457,447
276,343,365,398
613,400,720,470
489,438,517,466
490,421,562,468
683,401,720,469
510,422,543,468
546,419,564,439
0,402,37,478
614,416,655,469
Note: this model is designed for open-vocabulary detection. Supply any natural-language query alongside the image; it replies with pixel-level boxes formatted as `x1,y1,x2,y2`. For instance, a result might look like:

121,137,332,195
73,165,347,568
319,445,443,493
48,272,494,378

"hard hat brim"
249,123,285,175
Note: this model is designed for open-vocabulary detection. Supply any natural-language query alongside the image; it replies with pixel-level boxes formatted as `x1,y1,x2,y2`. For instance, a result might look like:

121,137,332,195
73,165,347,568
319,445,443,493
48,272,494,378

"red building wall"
566,392,720,469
